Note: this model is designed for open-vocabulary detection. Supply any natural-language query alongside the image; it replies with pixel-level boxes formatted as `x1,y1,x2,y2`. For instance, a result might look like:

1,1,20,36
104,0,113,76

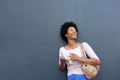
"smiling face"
65,26,78,40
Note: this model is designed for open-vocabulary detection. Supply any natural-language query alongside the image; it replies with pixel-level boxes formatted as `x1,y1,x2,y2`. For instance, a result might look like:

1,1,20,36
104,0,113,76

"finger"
70,53,74,55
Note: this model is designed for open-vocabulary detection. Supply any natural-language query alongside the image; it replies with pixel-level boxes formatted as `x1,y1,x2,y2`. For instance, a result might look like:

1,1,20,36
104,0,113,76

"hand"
60,59,67,64
69,53,81,61
59,59,67,71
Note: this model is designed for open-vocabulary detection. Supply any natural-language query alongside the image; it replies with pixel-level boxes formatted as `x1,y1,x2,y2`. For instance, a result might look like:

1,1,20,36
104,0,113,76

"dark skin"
59,59,67,71
59,27,100,71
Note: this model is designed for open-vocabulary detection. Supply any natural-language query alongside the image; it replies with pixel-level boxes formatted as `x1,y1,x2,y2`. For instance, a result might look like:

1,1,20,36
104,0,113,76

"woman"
59,22,100,80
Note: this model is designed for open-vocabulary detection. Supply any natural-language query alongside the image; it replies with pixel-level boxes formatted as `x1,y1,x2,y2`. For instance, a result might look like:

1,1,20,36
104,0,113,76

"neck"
67,39,77,47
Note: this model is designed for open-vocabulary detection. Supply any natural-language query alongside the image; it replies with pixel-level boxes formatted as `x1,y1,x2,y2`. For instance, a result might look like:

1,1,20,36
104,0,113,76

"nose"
73,30,77,33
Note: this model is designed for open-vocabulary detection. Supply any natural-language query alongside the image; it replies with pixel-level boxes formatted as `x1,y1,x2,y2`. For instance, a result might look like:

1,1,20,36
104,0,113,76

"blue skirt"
68,74,89,80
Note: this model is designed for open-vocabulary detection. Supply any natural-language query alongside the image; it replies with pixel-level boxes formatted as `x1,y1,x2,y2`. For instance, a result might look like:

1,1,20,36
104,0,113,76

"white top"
59,42,100,76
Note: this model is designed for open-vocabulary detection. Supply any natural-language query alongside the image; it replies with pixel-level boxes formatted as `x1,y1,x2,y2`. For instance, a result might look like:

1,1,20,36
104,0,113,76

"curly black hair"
60,22,78,43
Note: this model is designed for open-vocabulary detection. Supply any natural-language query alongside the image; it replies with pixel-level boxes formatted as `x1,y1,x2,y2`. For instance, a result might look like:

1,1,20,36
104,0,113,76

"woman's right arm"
59,59,66,71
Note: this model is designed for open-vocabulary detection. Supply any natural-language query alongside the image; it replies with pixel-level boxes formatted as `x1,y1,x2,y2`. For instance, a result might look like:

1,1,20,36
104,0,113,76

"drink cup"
68,56,73,64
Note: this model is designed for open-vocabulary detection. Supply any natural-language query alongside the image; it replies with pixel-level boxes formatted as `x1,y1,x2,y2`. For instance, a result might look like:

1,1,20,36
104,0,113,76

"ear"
65,34,68,37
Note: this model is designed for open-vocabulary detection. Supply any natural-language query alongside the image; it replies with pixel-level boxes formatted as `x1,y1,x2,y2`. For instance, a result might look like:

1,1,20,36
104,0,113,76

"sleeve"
82,42,100,60
59,47,62,65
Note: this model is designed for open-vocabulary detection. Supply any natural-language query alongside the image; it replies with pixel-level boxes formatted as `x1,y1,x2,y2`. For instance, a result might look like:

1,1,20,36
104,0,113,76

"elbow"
92,58,101,65
96,59,101,65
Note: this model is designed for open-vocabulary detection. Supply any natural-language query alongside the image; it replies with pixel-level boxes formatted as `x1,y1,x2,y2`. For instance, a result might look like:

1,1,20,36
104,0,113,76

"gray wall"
0,0,120,80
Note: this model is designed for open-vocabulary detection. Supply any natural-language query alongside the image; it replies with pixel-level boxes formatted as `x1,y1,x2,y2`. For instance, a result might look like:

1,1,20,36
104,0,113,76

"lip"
71,33,77,38
72,33,77,36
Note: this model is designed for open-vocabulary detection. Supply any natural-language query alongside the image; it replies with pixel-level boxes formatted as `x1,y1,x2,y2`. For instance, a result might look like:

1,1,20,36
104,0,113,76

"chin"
73,36,77,39
73,37,77,40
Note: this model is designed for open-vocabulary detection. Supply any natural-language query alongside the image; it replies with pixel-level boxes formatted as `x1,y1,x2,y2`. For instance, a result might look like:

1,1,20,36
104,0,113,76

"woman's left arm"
81,42,100,65
70,42,100,65
70,53,100,65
